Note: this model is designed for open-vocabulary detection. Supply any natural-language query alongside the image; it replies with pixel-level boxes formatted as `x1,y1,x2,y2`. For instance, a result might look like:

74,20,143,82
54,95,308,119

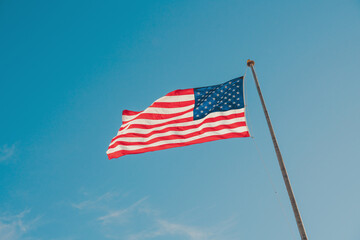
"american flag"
107,77,250,159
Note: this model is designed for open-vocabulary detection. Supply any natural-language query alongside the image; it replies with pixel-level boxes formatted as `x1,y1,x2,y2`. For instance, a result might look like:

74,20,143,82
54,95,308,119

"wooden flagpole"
247,59,308,240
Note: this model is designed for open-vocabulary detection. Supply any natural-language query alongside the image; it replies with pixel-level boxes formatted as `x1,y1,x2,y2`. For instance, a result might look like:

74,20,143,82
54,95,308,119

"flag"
106,77,250,159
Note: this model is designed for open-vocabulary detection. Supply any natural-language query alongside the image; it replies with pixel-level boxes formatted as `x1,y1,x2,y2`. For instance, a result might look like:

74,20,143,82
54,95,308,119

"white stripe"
117,108,244,135
120,111,194,132
122,104,194,122
122,112,143,123
115,116,246,138
107,126,249,154
110,117,247,145
113,109,245,143
122,94,194,122
156,94,194,102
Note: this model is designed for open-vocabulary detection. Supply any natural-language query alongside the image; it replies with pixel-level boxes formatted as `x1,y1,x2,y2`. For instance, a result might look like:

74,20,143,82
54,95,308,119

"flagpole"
247,59,308,240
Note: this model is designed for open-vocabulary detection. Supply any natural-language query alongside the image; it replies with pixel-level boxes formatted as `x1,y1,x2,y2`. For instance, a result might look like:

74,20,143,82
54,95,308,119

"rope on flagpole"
244,97,297,239
251,136,297,240
247,59,308,240
242,63,297,239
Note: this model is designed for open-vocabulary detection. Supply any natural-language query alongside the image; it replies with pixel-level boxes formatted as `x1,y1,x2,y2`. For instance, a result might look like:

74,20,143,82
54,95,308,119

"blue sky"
1,0,360,239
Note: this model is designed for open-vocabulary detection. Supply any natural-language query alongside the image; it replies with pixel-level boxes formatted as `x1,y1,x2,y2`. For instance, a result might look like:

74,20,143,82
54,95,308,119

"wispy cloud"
72,191,239,240
128,219,208,240
71,192,117,210
0,144,15,162
129,216,240,240
158,219,208,239
98,197,148,225
0,210,39,240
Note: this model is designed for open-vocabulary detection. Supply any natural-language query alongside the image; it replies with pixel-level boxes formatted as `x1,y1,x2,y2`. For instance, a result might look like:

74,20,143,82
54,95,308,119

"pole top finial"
247,59,255,67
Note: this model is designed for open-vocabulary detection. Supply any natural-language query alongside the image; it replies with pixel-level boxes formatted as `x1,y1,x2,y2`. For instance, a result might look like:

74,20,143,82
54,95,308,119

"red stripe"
165,88,194,96
149,100,195,108
122,91,194,118
118,117,193,133
115,120,246,140
112,114,246,143
107,131,250,159
109,122,247,148
122,110,141,115
117,112,245,133
121,108,193,125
